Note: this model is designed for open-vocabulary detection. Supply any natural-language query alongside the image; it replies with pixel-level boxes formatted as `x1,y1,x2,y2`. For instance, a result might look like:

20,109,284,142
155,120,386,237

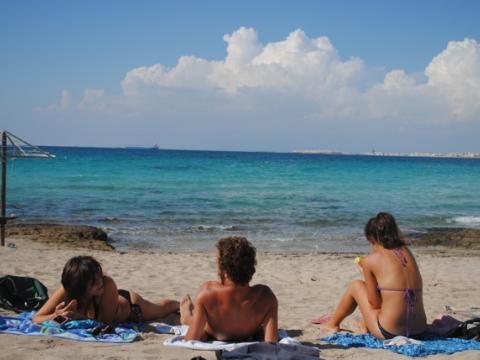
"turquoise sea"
7,147,480,251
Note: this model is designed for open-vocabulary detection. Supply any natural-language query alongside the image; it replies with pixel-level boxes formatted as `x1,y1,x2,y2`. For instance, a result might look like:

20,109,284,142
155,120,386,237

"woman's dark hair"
364,212,405,249
61,256,102,301
216,236,256,285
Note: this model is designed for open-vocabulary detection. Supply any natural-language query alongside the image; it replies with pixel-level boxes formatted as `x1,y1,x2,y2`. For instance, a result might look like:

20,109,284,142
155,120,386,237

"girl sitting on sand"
320,212,427,339
33,255,179,324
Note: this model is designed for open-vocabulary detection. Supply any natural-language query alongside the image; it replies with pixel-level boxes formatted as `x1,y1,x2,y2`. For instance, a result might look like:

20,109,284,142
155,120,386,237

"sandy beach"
3,1,480,358
1,237,479,359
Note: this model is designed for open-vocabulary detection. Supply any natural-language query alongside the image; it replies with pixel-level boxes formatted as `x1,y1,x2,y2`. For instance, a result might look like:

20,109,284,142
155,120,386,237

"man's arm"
263,291,279,342
184,292,208,341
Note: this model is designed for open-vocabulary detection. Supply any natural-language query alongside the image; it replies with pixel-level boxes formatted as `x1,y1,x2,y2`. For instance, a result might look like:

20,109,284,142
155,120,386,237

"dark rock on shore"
408,227,480,250
6,223,113,251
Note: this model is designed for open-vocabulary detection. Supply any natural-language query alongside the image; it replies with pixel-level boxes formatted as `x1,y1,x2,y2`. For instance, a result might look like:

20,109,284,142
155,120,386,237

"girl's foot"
319,320,340,334
311,314,332,325
351,318,368,333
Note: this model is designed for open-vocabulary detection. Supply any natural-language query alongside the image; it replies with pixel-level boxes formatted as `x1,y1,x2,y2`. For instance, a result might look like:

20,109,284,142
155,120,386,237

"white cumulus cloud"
121,27,365,96
39,29,480,151
118,28,480,125
425,38,480,119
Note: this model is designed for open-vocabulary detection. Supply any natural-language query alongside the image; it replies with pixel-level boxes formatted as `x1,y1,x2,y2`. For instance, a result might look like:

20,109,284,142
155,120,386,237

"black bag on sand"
451,318,480,341
0,275,49,312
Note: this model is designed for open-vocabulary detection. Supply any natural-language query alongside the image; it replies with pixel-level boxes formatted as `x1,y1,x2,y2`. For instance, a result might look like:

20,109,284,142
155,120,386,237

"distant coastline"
292,149,480,159
33,145,480,158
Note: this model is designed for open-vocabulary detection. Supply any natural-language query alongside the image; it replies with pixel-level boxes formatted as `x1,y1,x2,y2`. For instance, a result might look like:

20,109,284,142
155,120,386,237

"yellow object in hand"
354,256,363,264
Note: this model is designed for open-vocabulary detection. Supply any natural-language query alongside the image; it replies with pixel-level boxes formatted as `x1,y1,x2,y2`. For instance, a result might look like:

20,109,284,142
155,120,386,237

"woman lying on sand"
33,255,179,324
320,212,427,339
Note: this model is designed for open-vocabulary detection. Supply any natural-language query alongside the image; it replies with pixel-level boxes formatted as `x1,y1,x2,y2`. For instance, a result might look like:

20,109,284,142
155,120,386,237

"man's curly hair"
216,236,256,285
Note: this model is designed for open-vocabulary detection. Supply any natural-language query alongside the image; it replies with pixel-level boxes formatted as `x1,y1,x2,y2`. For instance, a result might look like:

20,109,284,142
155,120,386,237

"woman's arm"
32,287,77,324
362,260,382,309
97,276,120,324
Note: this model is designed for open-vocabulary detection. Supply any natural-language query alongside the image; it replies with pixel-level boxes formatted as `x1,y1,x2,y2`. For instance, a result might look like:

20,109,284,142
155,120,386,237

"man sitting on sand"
180,236,278,342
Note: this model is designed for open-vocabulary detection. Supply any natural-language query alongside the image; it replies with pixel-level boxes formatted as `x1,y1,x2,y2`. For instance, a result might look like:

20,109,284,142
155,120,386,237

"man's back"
200,281,277,341
181,236,278,342
183,280,278,342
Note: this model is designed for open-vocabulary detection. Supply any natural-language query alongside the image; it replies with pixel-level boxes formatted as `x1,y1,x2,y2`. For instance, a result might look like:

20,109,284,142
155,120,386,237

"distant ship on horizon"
125,143,160,150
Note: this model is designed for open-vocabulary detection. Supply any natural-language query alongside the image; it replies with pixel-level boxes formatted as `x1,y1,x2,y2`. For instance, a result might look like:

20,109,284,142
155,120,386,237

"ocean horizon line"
20,144,480,160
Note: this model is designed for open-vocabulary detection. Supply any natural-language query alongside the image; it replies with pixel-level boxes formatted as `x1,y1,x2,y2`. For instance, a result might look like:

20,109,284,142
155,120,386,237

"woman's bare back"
367,246,427,335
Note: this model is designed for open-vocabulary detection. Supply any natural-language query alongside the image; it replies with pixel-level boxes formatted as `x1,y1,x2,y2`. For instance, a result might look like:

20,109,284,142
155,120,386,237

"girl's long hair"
364,212,405,249
61,256,102,301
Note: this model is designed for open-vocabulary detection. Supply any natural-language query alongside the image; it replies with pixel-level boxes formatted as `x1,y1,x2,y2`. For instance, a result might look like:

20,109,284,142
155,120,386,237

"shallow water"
7,147,480,251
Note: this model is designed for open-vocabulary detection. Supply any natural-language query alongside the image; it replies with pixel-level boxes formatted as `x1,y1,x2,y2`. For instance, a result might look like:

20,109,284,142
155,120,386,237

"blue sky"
1,1,480,152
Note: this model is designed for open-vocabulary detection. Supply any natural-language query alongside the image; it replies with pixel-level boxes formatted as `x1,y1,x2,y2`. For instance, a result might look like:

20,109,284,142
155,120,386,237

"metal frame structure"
1,131,54,246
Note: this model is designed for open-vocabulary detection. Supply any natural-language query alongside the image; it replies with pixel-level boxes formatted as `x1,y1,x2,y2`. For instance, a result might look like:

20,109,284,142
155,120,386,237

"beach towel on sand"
163,326,319,358
322,333,480,357
220,342,320,360
0,311,138,343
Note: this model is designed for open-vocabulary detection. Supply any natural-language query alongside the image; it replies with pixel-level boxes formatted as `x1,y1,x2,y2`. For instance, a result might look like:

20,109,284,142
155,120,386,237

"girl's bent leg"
322,280,383,338
321,280,360,333
131,291,180,321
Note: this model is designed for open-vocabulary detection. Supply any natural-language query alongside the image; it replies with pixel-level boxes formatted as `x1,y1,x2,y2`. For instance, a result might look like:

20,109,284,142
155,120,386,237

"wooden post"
1,131,6,246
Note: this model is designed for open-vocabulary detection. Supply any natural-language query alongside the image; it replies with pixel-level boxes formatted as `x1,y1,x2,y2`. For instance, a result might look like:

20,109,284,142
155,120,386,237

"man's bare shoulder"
196,280,222,297
199,280,222,290
251,284,276,299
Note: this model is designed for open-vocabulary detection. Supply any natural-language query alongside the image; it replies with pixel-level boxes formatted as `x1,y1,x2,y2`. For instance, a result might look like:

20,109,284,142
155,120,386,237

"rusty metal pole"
1,131,6,246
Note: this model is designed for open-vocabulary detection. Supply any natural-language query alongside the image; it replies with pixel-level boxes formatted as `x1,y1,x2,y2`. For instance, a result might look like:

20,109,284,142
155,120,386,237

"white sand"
1,238,479,359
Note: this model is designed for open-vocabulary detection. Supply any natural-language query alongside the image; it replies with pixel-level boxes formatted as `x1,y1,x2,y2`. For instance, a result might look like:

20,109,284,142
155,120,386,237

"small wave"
152,165,202,171
101,226,116,233
99,216,122,224
450,216,480,225
298,218,346,227
190,225,242,232
9,203,24,209
404,228,428,234
268,237,294,242
306,196,341,204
